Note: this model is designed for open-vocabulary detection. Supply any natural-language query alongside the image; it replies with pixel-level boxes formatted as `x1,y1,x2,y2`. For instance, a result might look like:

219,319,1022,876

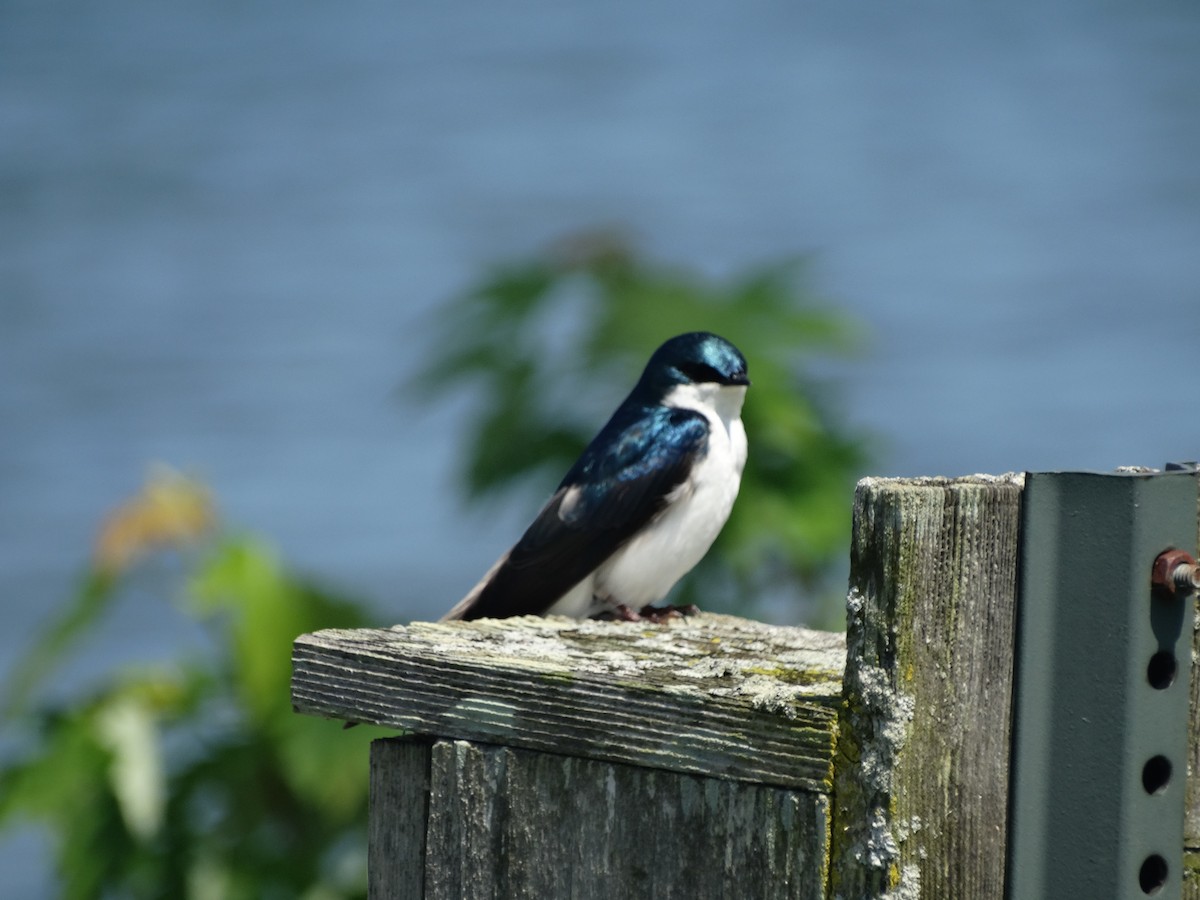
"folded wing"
442,408,710,620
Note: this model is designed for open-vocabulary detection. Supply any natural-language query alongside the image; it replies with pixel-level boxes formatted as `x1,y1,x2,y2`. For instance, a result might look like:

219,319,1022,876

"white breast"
588,382,748,611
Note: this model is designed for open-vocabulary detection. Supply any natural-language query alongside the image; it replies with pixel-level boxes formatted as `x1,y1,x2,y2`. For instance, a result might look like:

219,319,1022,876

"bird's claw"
607,603,699,623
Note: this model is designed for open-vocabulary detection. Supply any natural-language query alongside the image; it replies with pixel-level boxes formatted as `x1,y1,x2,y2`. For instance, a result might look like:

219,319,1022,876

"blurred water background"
3,1,1199,892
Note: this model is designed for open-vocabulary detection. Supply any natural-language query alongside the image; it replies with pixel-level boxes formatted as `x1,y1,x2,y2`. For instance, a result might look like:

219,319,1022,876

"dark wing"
442,407,710,620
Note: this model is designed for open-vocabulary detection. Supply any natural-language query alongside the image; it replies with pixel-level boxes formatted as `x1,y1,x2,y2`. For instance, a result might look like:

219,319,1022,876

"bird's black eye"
677,361,723,383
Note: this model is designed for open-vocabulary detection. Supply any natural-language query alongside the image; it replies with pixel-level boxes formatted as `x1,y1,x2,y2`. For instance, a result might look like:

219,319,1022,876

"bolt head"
1153,548,1198,597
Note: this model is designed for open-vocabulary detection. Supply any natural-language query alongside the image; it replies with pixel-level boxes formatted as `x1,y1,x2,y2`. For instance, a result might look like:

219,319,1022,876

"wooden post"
830,475,1024,899
293,614,845,899
290,471,1200,899
368,736,833,899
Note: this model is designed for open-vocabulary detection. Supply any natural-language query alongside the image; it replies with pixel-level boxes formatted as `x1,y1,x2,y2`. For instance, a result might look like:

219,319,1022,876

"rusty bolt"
1152,548,1200,599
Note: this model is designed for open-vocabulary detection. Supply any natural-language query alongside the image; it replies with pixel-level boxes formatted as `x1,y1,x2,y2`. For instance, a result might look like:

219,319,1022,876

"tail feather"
440,550,512,621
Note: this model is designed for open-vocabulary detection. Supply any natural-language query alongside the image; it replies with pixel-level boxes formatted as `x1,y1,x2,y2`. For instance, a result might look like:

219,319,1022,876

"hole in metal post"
1142,756,1172,794
1139,854,1168,894
1147,652,1177,689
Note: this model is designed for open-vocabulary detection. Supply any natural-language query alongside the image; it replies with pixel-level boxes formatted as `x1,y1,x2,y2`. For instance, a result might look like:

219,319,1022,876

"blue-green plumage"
443,332,749,621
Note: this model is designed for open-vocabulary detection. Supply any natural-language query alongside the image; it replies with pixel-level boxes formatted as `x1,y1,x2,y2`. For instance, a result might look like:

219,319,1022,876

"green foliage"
416,232,871,623
0,488,384,899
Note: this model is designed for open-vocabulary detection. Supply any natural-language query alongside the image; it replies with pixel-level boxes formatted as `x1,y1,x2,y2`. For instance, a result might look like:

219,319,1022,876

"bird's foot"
607,603,699,623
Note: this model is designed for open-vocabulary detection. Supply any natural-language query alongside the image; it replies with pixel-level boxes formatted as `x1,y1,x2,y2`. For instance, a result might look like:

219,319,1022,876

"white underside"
544,381,748,617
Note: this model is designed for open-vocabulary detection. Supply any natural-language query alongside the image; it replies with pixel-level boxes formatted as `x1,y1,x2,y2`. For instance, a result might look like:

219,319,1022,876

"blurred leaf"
3,468,215,723
1,481,377,899
190,537,369,727
95,693,166,841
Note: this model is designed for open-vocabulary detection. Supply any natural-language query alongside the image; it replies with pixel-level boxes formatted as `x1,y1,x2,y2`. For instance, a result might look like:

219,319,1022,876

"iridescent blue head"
635,332,750,399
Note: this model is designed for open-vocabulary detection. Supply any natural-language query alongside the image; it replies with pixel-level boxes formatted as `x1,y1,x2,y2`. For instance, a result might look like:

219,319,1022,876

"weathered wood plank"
830,475,1023,900
293,613,845,792
368,737,430,900
411,737,830,900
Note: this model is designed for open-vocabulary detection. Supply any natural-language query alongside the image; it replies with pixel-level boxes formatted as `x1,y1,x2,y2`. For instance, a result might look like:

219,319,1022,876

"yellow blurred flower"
94,466,217,575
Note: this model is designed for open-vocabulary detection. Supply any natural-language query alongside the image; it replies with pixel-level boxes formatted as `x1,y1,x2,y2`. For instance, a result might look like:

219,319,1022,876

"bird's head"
636,332,750,417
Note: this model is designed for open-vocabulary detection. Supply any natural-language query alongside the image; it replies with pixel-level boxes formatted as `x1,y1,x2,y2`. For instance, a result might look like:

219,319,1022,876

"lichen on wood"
830,475,1023,900
293,612,845,791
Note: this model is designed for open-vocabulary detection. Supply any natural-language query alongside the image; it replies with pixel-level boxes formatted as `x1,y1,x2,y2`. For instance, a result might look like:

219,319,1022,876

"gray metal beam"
1008,469,1198,899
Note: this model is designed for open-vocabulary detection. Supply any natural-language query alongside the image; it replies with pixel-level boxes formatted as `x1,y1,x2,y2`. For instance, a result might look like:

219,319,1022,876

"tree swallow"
442,331,749,622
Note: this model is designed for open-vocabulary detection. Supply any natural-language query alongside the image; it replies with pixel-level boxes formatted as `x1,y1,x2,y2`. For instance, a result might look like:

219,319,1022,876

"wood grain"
830,475,1023,900
368,737,431,900
381,737,831,900
293,613,845,792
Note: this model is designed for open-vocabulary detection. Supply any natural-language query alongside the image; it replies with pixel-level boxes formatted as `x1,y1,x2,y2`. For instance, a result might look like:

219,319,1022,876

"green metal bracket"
1008,469,1199,900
